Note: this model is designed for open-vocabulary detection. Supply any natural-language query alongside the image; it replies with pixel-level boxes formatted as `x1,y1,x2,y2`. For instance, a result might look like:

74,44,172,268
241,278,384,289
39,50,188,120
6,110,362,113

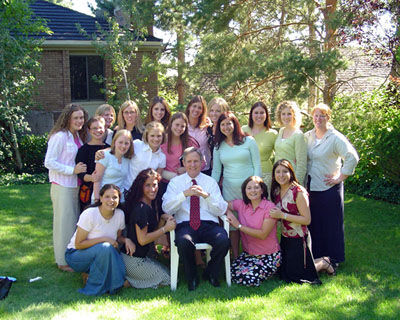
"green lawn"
0,184,399,320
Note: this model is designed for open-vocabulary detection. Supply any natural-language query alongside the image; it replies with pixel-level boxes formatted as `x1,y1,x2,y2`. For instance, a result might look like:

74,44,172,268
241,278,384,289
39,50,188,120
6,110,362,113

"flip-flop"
322,257,336,276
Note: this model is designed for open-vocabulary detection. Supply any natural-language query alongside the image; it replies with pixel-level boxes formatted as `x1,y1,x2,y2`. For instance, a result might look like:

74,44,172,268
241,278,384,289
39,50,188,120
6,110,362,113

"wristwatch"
238,224,242,229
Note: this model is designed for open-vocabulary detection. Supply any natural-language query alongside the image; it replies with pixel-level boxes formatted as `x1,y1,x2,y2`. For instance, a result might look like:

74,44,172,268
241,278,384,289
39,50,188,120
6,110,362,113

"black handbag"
0,277,13,300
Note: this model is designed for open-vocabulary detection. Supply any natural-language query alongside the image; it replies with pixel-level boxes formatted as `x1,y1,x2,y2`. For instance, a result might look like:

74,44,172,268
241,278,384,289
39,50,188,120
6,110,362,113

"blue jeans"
65,242,125,295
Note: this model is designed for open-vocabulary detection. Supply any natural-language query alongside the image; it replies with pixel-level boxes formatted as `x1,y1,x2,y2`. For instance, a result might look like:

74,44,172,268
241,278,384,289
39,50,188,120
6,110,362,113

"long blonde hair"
49,103,88,142
117,100,144,133
275,100,302,129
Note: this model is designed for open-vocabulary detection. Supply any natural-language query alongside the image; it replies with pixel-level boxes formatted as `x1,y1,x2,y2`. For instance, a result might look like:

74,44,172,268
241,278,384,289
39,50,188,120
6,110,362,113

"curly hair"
125,168,161,208
49,103,88,142
275,100,302,128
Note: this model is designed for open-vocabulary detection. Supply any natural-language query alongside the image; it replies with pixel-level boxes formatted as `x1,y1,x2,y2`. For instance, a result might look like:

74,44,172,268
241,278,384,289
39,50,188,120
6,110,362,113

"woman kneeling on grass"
226,176,281,286
270,159,335,285
65,184,135,295
122,169,176,288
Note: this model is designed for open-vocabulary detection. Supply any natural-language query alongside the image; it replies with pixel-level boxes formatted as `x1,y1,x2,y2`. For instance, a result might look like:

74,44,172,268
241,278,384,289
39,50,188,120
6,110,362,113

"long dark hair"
185,95,208,129
125,169,161,207
214,112,247,149
145,96,171,128
270,159,299,203
89,184,122,209
241,176,269,205
248,101,272,129
166,112,195,154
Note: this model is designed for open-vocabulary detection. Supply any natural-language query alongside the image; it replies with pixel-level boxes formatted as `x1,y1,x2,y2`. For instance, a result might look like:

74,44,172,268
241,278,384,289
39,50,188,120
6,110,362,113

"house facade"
27,0,163,134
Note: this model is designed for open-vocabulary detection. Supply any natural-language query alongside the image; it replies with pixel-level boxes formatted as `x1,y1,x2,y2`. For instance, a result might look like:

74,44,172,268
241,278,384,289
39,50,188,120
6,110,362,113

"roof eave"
42,40,164,51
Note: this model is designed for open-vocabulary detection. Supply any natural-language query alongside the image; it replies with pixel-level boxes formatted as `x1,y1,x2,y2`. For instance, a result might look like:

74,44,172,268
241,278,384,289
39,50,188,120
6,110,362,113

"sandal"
322,257,336,276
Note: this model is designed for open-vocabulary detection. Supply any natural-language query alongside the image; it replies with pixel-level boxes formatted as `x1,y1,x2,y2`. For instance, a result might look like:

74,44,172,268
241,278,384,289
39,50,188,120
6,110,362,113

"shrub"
332,83,400,204
0,172,48,186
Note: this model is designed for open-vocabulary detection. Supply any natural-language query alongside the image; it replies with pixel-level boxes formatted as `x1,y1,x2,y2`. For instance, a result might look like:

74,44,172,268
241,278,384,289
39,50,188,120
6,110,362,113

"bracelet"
283,213,287,220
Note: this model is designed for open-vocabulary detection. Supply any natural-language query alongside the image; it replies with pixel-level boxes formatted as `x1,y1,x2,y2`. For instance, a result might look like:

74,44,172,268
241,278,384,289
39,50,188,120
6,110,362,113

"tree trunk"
307,0,317,111
322,0,338,105
9,121,23,173
177,28,185,105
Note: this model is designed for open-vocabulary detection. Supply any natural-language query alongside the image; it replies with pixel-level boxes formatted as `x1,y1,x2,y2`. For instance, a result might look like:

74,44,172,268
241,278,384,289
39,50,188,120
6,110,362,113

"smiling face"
100,188,120,212
252,106,267,127
89,120,105,141
147,128,163,150
171,117,186,137
152,103,166,122
312,108,329,131
245,180,263,202
274,164,292,187
209,103,222,124
68,110,85,133
122,105,137,126
220,118,234,138
183,151,202,178
280,107,294,127
101,110,114,129
189,102,203,120
114,134,131,157
142,177,159,203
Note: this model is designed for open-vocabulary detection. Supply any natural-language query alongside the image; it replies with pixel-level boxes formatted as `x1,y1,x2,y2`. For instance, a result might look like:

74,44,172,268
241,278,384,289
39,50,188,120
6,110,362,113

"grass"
0,184,399,320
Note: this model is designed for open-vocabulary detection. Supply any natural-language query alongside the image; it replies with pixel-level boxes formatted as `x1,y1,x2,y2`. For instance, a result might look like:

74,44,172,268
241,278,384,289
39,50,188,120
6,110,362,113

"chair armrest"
219,215,230,234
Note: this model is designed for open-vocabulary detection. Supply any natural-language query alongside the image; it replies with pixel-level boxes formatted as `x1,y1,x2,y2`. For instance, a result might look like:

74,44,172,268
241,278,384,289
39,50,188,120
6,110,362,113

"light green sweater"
242,125,277,174
274,127,307,185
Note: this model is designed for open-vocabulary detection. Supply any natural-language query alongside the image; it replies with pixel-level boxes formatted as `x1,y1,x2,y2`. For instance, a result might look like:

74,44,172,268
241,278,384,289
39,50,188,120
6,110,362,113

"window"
70,55,105,101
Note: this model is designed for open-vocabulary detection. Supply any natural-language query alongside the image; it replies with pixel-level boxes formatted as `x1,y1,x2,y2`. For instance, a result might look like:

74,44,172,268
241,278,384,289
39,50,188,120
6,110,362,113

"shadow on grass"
1,186,400,319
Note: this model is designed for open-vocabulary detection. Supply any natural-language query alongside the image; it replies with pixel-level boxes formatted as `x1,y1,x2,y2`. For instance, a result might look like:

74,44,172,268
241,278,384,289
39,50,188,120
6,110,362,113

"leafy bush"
0,134,47,174
332,83,400,204
19,134,48,174
0,172,48,186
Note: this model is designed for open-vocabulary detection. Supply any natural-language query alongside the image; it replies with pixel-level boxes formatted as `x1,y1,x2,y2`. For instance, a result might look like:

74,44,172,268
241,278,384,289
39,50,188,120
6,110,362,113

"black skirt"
279,235,321,285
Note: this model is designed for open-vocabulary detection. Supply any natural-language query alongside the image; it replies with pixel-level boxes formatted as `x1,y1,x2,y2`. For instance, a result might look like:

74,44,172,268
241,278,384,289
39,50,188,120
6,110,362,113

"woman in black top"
75,117,109,212
122,169,176,288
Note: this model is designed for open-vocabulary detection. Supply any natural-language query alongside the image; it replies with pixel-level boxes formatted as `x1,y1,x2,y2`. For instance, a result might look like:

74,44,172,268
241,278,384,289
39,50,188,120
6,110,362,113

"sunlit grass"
0,184,399,320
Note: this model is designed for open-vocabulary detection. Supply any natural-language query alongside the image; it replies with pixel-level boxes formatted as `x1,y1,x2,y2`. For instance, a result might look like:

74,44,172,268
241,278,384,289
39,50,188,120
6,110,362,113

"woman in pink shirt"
45,103,88,272
185,95,212,175
226,176,281,286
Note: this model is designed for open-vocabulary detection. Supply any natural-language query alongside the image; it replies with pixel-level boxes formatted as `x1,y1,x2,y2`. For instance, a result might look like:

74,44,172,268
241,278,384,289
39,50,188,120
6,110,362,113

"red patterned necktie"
190,179,201,230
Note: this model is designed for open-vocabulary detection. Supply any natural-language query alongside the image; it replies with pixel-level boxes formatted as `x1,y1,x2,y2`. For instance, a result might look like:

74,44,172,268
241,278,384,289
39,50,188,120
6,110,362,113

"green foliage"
0,172,48,186
0,0,50,172
332,83,400,203
0,134,48,174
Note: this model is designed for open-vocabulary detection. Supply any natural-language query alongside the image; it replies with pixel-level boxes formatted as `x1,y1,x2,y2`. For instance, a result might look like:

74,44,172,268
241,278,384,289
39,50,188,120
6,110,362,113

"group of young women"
44,95,358,294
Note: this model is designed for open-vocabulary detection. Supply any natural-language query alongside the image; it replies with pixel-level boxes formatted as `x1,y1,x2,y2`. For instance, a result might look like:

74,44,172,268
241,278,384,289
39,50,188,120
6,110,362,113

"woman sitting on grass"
270,159,335,285
226,176,281,286
122,169,176,288
65,184,135,295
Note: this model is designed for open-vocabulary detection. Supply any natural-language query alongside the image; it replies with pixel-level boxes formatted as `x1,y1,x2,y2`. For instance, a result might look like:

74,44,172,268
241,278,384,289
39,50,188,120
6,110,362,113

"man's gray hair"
182,147,203,161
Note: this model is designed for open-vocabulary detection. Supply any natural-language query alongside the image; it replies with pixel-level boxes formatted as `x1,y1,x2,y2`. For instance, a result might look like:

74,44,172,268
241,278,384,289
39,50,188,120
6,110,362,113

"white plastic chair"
170,215,231,290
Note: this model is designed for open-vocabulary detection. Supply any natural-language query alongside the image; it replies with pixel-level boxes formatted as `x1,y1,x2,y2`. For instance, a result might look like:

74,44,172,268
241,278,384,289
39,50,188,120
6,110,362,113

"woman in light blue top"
274,101,307,185
212,111,261,258
93,129,133,203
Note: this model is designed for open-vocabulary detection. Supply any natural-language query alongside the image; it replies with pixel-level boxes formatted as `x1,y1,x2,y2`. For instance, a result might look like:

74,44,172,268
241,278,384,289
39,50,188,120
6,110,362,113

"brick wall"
35,50,71,112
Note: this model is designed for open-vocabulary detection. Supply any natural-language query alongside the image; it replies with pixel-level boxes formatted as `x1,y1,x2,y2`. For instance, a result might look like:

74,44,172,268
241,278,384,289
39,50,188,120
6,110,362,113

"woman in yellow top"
242,101,277,189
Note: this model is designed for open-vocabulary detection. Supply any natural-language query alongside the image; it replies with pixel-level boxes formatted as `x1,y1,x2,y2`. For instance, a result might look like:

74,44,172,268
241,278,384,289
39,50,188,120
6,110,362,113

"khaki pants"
50,183,79,266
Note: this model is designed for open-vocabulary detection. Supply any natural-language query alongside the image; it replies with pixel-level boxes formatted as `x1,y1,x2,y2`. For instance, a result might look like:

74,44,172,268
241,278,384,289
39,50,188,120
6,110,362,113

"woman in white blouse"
45,103,88,272
305,103,359,267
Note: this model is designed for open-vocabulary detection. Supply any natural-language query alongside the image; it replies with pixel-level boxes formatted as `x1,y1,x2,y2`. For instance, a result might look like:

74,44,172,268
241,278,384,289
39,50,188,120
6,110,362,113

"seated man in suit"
162,147,230,291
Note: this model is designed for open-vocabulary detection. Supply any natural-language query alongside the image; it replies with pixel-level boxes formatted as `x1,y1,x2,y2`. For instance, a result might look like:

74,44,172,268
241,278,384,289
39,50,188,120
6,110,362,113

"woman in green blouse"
242,101,277,189
274,101,307,185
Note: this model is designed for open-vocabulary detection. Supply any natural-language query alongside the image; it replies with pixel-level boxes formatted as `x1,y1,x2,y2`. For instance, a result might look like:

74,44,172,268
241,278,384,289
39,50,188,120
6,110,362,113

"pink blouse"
188,125,211,171
232,199,280,255
161,138,199,173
